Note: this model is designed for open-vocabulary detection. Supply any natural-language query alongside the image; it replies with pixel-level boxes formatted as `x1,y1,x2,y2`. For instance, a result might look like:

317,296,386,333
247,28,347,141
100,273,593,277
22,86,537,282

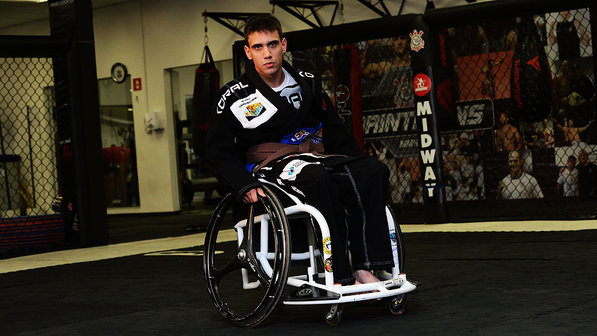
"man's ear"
244,45,252,60
282,37,287,53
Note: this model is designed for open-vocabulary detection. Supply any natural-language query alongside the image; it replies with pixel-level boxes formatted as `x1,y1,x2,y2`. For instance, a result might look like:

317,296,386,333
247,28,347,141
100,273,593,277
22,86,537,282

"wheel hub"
237,249,246,260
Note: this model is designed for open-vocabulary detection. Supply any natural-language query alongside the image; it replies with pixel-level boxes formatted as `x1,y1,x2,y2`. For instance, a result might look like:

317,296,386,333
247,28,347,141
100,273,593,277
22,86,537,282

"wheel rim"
203,187,291,327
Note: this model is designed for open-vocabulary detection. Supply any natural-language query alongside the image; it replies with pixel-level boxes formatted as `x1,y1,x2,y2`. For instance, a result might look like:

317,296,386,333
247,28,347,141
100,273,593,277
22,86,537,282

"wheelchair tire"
324,304,344,326
203,186,291,327
389,294,407,315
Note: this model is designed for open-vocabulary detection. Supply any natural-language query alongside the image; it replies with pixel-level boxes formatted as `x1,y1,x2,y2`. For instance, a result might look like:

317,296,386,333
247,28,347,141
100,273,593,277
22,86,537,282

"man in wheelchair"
206,14,394,287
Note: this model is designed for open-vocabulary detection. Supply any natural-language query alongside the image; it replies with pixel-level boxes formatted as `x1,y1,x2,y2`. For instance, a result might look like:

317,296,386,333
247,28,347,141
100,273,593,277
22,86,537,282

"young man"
577,149,597,199
206,14,393,285
557,155,579,197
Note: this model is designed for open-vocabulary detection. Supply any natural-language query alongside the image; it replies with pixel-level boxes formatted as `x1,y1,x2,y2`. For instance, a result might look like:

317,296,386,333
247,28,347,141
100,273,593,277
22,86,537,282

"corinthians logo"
409,29,425,52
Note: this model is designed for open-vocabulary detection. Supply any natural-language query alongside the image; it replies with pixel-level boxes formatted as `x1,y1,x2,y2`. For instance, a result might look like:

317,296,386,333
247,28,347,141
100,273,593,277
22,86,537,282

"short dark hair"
244,14,283,45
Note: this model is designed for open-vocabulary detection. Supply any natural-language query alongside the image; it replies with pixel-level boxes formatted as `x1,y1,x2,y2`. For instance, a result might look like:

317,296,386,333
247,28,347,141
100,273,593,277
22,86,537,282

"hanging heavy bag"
190,45,220,158
433,31,458,129
333,46,363,149
510,17,553,123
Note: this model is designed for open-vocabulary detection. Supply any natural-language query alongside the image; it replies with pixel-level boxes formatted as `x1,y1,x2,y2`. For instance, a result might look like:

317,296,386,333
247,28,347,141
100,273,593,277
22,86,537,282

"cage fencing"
246,2,597,222
437,8,596,204
0,57,59,217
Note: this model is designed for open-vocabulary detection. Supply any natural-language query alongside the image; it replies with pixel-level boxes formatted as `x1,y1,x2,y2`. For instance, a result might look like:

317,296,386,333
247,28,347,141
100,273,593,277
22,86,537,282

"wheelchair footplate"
282,273,417,305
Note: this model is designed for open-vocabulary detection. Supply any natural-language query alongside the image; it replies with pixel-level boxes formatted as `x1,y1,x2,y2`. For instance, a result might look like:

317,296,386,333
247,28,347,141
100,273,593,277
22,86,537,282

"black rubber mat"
2,230,597,335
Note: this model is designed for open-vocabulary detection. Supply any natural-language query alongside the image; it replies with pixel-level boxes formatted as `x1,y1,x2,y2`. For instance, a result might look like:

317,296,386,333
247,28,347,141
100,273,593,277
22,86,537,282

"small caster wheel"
325,304,344,326
389,294,407,315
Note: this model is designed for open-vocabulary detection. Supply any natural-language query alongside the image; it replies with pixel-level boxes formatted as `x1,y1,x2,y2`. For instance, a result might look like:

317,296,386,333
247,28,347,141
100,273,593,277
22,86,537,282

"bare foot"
353,270,380,284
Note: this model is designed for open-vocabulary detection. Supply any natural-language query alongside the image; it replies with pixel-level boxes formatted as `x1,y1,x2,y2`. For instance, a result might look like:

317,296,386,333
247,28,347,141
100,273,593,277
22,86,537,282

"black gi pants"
258,154,394,285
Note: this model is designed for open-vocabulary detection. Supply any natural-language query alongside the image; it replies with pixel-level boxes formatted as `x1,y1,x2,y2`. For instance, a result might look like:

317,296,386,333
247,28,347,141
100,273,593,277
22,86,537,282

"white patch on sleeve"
230,89,277,129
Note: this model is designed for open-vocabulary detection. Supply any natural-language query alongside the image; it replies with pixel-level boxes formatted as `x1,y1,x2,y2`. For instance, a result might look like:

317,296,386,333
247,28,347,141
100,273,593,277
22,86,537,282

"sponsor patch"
293,129,310,141
230,89,277,129
279,159,317,181
409,29,425,52
413,74,431,97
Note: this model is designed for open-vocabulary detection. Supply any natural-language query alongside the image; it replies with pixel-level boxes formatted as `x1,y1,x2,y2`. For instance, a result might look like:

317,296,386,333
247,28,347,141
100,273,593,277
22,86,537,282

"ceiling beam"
202,11,264,37
356,0,391,17
270,0,339,28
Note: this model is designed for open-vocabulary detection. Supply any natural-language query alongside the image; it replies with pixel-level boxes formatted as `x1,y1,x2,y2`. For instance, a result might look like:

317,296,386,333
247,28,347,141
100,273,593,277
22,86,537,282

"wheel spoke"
210,256,243,281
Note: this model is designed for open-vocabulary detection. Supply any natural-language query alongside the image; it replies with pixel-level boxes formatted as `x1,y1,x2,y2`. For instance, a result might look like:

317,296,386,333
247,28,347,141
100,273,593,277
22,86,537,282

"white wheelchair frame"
203,183,417,327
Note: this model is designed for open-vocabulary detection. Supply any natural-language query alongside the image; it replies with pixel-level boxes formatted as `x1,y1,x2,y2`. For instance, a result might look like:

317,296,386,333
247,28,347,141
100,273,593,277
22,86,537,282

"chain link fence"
275,6,597,212
443,8,595,202
285,36,422,205
0,57,59,217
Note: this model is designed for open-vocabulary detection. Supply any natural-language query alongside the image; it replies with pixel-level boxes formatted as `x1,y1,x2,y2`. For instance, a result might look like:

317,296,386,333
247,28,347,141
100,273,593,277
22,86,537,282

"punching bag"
190,46,220,157
433,31,458,128
333,46,364,149
510,17,552,122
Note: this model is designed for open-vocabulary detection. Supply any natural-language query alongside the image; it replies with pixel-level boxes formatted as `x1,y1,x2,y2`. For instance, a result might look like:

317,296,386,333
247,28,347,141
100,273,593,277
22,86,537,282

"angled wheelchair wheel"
203,186,291,327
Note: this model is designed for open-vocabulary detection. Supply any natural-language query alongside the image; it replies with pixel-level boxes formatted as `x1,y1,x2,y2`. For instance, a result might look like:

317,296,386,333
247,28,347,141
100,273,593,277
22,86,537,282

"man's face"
579,151,588,165
567,158,576,170
508,151,522,173
499,113,507,125
244,30,286,79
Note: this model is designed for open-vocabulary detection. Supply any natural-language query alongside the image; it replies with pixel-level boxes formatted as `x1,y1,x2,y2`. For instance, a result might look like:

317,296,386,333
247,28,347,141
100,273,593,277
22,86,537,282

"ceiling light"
0,0,48,3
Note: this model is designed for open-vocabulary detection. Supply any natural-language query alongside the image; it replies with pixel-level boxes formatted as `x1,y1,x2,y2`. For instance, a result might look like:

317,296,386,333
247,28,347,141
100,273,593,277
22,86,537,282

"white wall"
1,0,493,214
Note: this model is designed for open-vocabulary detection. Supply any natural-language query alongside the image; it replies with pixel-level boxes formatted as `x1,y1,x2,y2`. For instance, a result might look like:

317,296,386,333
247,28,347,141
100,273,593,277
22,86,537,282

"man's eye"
268,41,278,47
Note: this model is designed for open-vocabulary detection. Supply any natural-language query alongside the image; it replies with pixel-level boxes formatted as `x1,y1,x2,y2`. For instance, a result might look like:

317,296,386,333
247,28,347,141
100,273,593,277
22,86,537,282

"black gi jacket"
206,61,363,199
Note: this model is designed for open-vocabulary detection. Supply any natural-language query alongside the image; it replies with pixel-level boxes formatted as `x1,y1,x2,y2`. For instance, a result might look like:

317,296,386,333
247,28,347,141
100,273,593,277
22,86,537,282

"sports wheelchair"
203,183,417,327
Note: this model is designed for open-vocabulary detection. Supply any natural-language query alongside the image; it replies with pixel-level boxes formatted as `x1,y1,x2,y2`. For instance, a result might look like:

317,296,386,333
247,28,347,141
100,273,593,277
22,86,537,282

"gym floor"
2,214,597,335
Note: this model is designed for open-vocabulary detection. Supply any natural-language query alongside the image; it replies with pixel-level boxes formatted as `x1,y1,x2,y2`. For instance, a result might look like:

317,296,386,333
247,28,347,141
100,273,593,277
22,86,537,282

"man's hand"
242,187,267,203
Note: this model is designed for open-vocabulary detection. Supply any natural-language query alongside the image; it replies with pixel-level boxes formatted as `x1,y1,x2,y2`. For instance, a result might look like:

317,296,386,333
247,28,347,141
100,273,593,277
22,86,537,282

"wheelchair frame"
203,184,417,327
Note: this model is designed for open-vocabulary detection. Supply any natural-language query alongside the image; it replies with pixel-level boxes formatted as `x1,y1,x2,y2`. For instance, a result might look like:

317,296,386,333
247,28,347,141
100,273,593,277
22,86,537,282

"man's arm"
495,129,504,151
578,120,593,133
574,18,590,48
557,170,565,197
530,176,544,198
514,127,523,150
497,180,504,199
205,84,262,201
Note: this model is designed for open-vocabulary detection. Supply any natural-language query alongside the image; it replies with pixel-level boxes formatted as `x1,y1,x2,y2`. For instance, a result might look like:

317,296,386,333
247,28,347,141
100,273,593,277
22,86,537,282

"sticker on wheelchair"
323,236,332,255
325,257,333,272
